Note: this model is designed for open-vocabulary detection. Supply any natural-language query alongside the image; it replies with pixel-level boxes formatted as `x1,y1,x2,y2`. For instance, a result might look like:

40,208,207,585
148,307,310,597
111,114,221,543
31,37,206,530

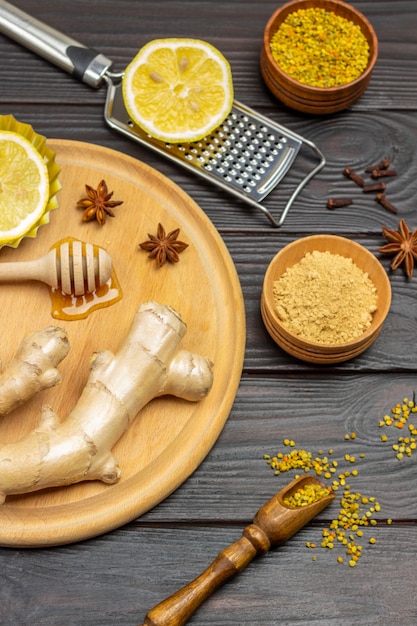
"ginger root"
0,326,69,417
0,302,213,503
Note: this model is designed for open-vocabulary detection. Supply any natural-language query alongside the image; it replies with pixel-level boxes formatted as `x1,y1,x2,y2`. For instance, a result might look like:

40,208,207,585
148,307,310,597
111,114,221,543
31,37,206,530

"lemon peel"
0,130,50,245
122,38,234,143
0,114,61,249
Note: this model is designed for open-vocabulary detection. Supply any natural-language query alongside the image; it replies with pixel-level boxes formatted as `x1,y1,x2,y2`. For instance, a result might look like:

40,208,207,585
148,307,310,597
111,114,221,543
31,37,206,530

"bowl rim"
262,234,392,351
261,295,383,363
263,0,379,94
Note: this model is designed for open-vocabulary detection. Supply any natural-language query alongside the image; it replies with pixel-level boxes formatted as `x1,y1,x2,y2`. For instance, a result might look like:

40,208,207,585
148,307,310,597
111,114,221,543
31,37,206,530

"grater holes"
113,85,310,212
153,111,295,195
221,155,264,189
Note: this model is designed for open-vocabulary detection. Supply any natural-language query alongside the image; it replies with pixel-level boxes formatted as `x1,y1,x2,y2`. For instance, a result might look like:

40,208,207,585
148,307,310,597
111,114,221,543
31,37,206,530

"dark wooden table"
1,1,417,624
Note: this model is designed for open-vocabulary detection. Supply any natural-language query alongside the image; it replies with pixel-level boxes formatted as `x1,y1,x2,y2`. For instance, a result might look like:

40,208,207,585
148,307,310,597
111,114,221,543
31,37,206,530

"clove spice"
371,168,397,179
327,198,353,210
365,157,390,173
375,193,398,214
333,156,400,215
343,167,365,187
362,182,387,193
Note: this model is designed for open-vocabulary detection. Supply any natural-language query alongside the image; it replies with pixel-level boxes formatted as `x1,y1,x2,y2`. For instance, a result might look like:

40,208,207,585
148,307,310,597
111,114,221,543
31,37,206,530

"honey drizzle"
48,237,122,321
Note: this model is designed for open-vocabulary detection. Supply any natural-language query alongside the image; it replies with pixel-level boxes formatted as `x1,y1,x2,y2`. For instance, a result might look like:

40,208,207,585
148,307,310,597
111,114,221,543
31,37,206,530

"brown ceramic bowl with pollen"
260,0,378,114
261,235,391,364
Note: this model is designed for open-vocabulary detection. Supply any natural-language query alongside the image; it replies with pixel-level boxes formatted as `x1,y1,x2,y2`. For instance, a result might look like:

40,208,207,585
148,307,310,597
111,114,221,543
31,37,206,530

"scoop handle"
139,476,334,626
139,528,267,626
0,0,112,87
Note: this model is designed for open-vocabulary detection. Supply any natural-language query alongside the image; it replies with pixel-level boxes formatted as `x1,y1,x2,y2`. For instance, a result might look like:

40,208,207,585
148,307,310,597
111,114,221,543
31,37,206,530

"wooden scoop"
0,239,112,296
139,475,335,626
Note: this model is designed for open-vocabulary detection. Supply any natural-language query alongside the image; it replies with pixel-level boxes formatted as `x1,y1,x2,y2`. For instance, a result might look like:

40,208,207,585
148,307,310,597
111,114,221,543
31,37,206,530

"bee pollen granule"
269,7,370,88
273,250,377,345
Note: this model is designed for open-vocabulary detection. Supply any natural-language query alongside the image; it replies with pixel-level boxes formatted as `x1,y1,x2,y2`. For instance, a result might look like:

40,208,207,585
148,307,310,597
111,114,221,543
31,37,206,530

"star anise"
77,179,123,225
139,222,188,267
378,218,417,279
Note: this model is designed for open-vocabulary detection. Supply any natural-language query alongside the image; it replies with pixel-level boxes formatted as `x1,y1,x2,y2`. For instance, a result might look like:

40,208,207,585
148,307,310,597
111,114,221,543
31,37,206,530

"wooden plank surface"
0,0,417,624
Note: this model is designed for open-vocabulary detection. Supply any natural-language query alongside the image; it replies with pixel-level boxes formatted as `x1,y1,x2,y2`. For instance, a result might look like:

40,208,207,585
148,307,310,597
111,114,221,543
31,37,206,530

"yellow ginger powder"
273,250,377,345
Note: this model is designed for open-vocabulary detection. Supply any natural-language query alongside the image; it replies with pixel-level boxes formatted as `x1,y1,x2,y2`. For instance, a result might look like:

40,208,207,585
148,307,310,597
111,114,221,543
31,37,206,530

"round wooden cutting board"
0,139,246,547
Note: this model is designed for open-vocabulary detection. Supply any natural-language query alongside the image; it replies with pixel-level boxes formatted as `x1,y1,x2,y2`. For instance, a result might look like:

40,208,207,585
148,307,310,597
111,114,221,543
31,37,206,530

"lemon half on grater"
122,38,234,144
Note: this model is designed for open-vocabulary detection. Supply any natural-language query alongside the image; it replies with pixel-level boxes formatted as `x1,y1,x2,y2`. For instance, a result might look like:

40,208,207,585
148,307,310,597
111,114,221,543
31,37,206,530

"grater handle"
0,0,112,87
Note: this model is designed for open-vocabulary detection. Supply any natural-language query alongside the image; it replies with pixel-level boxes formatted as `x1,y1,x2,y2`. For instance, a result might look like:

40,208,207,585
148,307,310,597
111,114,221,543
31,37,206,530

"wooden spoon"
0,239,112,296
139,475,335,626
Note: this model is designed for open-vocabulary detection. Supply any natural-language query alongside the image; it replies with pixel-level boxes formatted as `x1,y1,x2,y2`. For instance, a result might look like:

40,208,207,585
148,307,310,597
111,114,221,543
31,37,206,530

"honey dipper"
138,475,335,626
0,239,112,296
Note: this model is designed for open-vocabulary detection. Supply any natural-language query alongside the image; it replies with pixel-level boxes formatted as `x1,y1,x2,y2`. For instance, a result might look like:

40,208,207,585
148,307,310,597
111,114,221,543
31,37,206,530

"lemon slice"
122,38,234,143
0,131,49,245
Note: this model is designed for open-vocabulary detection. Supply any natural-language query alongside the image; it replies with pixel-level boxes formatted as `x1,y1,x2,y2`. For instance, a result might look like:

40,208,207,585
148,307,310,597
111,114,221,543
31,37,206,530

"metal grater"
105,77,326,227
0,0,326,227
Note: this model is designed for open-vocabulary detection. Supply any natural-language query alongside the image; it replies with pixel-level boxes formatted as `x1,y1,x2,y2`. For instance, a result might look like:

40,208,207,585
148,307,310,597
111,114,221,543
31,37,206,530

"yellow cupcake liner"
0,114,61,248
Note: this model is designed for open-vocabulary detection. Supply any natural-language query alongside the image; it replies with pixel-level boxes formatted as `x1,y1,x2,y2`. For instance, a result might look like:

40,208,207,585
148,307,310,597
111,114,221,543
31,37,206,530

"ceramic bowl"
260,0,378,114
261,235,391,364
